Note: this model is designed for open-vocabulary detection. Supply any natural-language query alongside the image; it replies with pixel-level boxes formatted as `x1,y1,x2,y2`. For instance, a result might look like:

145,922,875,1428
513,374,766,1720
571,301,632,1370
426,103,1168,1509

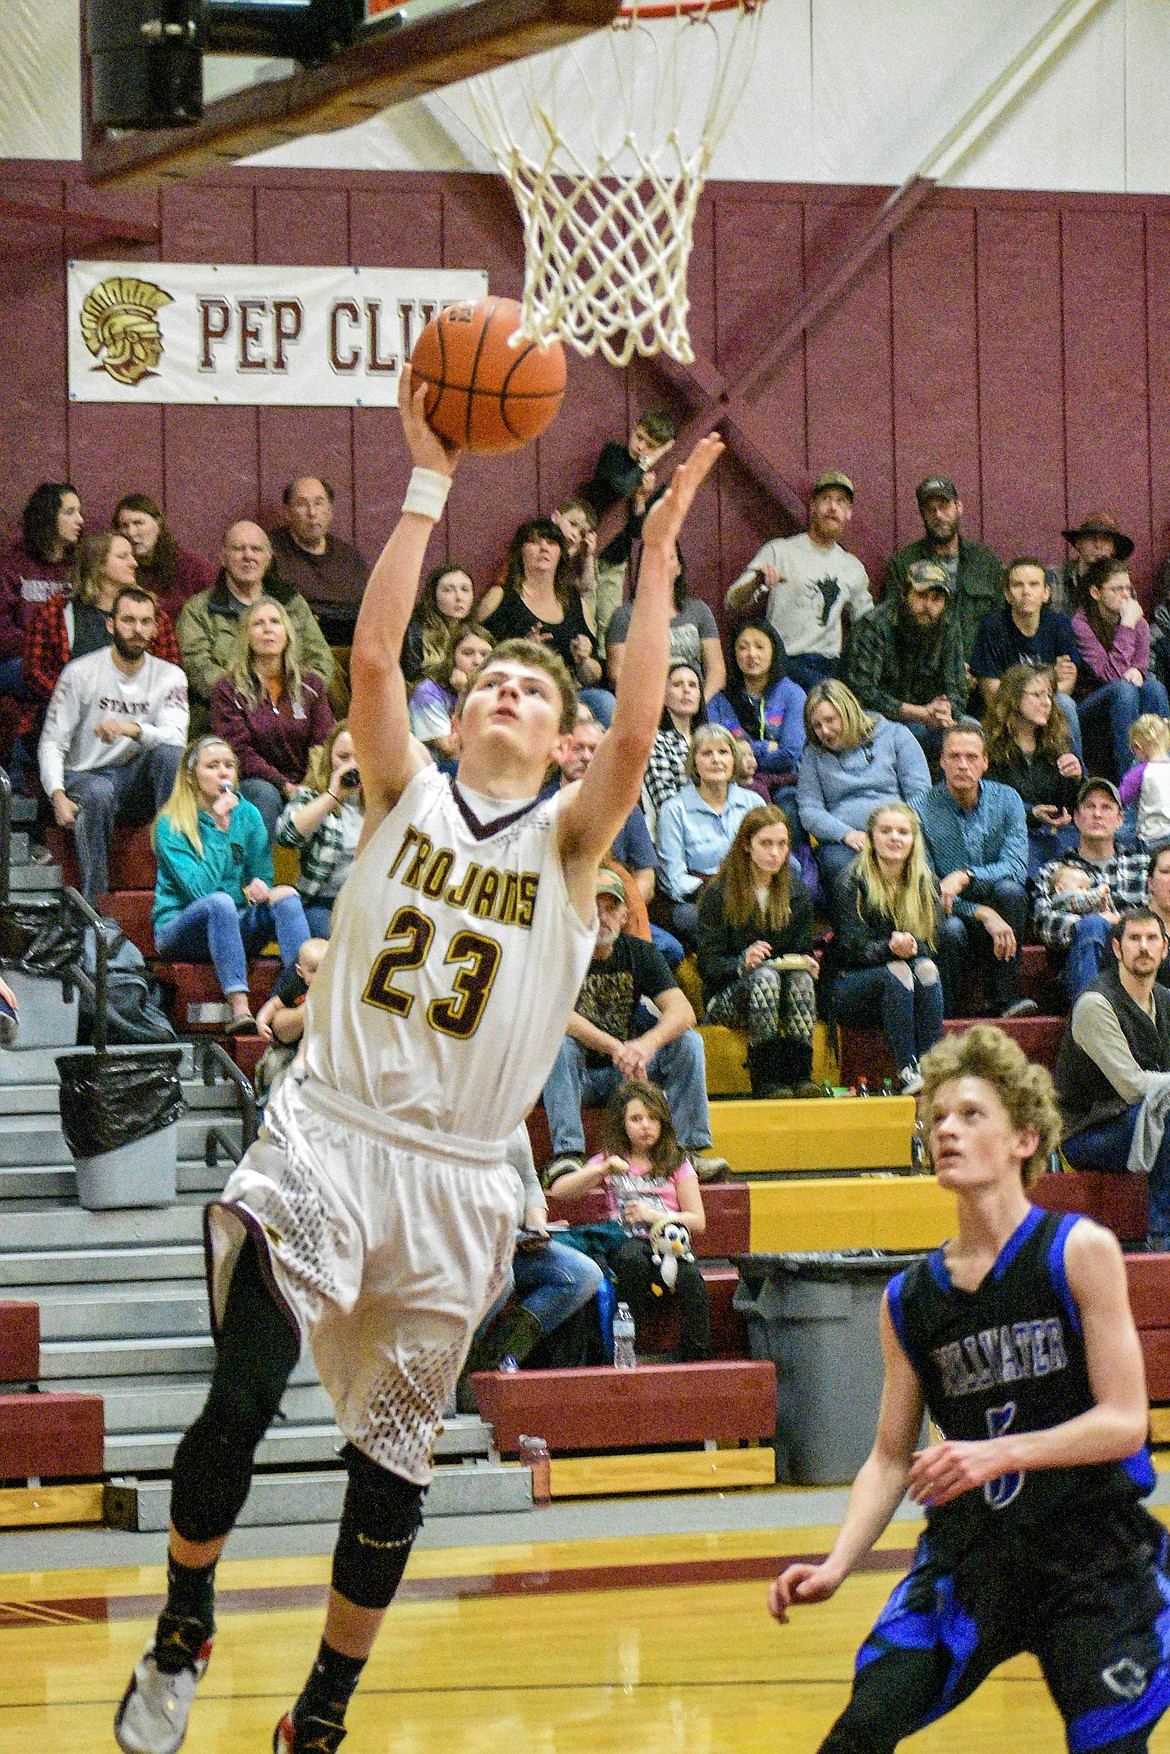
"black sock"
154,1554,217,1675
294,1639,366,1729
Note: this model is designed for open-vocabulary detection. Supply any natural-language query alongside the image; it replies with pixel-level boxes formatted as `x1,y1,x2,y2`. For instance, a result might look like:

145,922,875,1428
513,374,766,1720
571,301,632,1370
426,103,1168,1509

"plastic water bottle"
518,1434,551,1504
500,1355,519,1373
613,1301,636,1369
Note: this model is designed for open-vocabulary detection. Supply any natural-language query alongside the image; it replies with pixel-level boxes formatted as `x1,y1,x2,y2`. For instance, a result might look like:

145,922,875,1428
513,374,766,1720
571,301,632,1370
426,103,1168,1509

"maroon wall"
5,161,1170,610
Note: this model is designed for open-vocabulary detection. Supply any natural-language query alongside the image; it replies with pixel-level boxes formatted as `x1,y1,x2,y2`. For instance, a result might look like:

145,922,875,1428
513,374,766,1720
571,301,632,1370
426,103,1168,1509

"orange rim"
616,0,763,19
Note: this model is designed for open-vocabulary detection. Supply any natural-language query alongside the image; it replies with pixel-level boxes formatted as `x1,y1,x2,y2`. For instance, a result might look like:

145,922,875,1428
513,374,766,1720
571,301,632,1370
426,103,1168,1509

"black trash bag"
57,1047,187,1158
0,898,84,977
78,922,176,1046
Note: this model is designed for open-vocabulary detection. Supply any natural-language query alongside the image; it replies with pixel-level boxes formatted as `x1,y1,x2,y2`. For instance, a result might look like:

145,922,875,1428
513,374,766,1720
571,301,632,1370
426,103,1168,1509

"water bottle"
518,1434,551,1504
500,1355,519,1373
613,1301,636,1369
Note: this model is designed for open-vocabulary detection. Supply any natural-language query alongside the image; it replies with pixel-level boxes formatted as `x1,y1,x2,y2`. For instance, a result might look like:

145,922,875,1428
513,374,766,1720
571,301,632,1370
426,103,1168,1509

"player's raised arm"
350,367,459,830
559,433,724,884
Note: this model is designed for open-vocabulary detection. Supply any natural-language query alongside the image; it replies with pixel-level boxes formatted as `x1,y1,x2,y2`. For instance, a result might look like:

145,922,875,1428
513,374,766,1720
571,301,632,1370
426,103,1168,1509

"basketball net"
465,0,765,368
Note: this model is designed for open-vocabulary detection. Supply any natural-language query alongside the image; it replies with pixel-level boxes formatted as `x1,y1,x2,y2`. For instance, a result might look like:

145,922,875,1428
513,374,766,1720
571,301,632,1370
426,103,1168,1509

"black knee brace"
331,1444,426,1610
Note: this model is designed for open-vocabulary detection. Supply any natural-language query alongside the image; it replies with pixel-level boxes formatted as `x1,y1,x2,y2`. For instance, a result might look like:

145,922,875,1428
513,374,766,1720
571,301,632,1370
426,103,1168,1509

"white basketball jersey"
303,764,597,1144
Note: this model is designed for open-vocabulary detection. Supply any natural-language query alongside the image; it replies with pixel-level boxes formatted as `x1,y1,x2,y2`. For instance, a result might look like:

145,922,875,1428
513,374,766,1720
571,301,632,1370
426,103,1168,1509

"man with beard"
844,558,968,766
888,476,1004,669
1056,907,1170,1252
39,584,188,899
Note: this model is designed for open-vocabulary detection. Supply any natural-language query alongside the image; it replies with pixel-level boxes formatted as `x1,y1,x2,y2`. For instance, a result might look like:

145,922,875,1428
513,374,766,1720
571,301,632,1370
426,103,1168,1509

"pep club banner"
67,262,488,405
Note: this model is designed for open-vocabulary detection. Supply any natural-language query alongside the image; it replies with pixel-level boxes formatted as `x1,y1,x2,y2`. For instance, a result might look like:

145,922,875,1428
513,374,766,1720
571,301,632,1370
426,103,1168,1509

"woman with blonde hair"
829,802,943,1093
656,722,758,946
695,804,818,1097
153,736,311,1032
797,677,930,887
211,596,334,839
25,529,181,703
984,664,1083,875
275,719,365,937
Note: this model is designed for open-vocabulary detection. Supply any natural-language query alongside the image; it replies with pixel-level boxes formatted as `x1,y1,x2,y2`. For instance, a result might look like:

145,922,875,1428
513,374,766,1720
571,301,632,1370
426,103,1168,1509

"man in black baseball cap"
886,476,1004,671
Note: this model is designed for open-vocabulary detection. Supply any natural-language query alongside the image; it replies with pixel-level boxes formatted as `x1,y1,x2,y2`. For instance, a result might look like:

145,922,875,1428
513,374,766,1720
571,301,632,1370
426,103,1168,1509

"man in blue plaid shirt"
1032,778,1147,1002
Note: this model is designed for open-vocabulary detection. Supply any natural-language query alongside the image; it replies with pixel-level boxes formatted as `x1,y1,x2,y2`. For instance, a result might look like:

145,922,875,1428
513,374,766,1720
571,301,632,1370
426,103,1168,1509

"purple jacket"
211,671,334,790
1071,607,1152,690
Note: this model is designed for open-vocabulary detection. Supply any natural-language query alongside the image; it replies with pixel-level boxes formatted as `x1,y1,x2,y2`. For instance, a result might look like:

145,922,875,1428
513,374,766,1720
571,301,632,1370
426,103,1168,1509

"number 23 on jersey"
361,904,502,1040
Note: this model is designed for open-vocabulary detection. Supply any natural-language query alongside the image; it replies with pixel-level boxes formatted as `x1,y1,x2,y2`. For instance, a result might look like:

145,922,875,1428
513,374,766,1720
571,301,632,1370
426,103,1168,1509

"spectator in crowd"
724,471,873,693
1145,842,1170,968
707,620,805,812
829,803,943,1094
606,546,725,702
401,561,475,687
551,499,607,646
844,558,967,765
0,483,84,716
480,517,610,720
458,1122,605,1384
583,406,676,571
38,585,188,901
252,936,328,1106
26,532,180,705
1121,713,1170,847
541,868,728,1184
912,719,1034,1019
732,736,772,805
796,678,930,888
1054,908,1170,1251
643,660,706,819
267,477,369,647
695,804,819,1098
971,555,1082,753
113,493,213,622
210,599,335,839
275,721,364,938
407,622,494,767
177,520,334,732
886,475,1003,665
153,736,311,1034
1071,555,1168,778
983,664,1083,877
549,1078,710,1362
1033,778,1148,1004
1048,512,1133,615
656,723,758,946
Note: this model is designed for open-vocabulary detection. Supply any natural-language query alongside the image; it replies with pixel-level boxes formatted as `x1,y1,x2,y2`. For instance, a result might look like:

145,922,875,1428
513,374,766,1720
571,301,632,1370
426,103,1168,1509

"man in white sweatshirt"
39,585,189,899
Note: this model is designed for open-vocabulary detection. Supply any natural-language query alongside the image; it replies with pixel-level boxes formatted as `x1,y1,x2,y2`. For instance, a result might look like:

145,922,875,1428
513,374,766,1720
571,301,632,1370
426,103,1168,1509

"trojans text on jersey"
385,824,540,929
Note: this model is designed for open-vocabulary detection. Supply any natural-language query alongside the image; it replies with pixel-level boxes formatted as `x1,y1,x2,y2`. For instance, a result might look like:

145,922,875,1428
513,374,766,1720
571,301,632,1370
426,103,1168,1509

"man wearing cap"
1033,778,1149,1003
1047,513,1133,616
724,472,873,694
842,557,967,765
540,867,729,1184
887,477,1004,667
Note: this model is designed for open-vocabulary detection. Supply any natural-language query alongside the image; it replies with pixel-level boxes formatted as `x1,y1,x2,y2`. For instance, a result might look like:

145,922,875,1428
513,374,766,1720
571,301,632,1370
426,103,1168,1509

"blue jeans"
935,879,1027,1015
649,923,684,970
1027,821,1078,881
542,1029,713,1155
1062,912,1112,1004
240,777,285,841
1078,677,1170,778
479,1238,604,1337
66,743,183,901
1062,1104,1170,1240
579,687,615,727
302,897,335,939
785,653,838,694
154,889,311,997
833,961,943,1072
1055,691,1083,761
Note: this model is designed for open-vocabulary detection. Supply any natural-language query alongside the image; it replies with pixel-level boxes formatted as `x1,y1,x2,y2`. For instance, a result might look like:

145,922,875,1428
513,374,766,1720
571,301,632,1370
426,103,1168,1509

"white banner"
67,262,488,406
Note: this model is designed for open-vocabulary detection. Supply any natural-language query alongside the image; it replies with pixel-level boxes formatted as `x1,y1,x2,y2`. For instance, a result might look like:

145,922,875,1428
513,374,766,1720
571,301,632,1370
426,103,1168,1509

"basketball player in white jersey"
114,370,724,1754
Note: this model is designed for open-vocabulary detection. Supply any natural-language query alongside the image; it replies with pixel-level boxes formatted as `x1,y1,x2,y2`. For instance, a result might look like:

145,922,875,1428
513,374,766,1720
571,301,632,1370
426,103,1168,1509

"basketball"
410,296,566,455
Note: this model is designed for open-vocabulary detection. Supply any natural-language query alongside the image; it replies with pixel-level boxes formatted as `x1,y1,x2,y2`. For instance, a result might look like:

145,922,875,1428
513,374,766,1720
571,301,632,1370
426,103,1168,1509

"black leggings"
170,1233,301,1544
613,1236,711,1360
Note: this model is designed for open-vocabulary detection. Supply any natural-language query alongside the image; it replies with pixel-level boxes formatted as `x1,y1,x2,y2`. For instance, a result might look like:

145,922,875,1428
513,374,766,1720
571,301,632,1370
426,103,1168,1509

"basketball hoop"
465,0,765,368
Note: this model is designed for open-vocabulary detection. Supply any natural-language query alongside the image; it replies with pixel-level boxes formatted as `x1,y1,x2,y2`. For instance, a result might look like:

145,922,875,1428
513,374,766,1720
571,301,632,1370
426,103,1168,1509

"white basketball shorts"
205,1077,517,1486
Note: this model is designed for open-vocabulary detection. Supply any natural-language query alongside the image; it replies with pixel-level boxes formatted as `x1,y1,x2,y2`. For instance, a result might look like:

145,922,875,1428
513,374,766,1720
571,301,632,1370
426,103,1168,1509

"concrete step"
33,1282,211,1342
0,1205,207,1252
123,1460,531,1531
105,1412,494,1473
0,1243,205,1287
0,1112,241,1167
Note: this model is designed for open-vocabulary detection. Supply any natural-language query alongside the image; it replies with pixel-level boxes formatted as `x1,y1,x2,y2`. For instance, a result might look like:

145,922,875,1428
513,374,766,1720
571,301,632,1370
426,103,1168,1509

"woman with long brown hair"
695,803,818,1098
1071,555,1168,777
480,515,611,717
829,802,942,1093
984,664,1082,876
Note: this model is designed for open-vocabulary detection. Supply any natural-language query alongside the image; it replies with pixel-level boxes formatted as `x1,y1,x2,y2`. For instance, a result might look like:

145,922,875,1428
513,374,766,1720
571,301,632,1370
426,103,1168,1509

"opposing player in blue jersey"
770,1022,1168,1754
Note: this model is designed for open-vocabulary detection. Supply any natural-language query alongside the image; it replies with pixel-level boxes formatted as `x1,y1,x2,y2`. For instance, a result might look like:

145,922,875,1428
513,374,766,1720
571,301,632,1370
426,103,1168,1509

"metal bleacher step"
0,1157,232,1204
32,1281,212,1342
123,1459,532,1531
41,1332,218,1379
0,1205,207,1252
0,1067,245,1107
0,1242,205,1287
105,1412,495,1475
0,1111,241,1168
8,862,62,892
77,1373,337,1434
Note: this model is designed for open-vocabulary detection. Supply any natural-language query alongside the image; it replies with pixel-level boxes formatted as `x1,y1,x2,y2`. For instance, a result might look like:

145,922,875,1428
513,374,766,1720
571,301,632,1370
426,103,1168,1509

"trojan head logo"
79,275,174,385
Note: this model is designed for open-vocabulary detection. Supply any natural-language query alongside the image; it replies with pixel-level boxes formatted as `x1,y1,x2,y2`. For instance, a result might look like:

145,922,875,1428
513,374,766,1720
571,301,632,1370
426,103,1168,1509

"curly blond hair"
918,1024,1060,1188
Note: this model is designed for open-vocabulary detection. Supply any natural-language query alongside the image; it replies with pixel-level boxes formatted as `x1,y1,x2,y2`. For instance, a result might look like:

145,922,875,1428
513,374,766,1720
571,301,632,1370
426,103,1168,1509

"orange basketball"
410,297,566,455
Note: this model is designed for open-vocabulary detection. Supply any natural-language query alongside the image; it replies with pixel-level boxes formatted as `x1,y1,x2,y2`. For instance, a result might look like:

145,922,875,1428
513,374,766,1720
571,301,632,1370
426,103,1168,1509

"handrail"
0,765,11,908
199,1038,259,1154
61,885,109,1056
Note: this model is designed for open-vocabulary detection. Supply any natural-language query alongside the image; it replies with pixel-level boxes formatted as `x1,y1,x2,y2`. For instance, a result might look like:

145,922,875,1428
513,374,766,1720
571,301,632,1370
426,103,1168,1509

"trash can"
57,1046,187,1210
732,1250,924,1485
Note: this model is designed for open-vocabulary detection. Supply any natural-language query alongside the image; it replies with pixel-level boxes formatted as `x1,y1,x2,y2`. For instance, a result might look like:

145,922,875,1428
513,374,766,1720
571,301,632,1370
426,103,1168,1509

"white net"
465,0,764,368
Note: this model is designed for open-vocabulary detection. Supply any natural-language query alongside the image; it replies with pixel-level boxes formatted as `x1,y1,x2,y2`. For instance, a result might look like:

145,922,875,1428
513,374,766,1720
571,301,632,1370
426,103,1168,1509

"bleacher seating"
0,1299,104,1482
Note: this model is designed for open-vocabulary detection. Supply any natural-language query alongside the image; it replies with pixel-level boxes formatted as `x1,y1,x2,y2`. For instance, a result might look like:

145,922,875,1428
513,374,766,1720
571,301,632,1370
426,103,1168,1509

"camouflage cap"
904,559,952,594
810,470,854,500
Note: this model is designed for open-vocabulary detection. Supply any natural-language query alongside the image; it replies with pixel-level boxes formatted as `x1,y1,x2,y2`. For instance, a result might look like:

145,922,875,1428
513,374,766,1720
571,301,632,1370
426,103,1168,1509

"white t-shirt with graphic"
729,532,873,658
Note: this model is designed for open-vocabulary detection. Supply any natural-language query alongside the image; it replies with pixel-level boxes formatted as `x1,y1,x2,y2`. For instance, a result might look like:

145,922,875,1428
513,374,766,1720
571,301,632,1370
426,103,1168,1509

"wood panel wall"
5,161,1170,615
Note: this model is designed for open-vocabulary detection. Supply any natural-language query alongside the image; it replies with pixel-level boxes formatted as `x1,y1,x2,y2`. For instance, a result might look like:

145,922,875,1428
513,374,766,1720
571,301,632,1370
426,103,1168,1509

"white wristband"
403,467,452,521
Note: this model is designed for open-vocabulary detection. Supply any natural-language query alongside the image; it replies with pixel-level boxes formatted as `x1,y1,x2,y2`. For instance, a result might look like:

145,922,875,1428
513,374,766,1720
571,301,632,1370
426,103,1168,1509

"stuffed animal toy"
648,1214,694,1292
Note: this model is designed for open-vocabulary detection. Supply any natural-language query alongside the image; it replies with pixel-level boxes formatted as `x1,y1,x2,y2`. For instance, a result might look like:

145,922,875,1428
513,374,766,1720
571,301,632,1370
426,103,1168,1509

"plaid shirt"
17,595,180,736
275,786,363,898
1031,848,1148,949
643,726,690,814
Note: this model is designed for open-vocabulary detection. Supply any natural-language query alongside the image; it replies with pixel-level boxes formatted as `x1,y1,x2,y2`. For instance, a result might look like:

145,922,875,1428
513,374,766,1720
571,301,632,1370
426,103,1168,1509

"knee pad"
170,1376,282,1543
331,1445,426,1610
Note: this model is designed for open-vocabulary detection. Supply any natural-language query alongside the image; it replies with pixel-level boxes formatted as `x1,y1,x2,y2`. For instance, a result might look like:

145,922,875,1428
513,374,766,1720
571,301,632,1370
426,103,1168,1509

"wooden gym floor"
4,1513,1170,1754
